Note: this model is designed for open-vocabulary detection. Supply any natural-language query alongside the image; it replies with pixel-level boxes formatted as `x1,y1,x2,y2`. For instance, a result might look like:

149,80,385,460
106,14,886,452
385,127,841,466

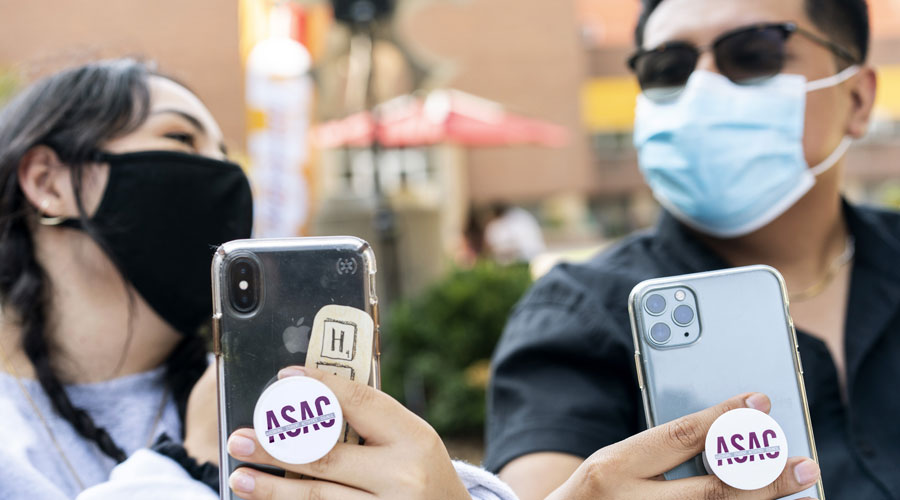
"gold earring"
38,200,67,227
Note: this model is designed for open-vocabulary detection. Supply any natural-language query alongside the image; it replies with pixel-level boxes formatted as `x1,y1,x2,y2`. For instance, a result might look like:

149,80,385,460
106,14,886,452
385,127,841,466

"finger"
759,457,820,500
229,467,373,500
227,428,386,491
277,365,418,444
643,456,820,500
615,393,770,475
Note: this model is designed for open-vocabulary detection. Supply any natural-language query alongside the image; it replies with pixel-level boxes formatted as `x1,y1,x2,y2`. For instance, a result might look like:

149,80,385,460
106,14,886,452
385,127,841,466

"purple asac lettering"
731,434,747,463
268,397,337,441
762,429,780,459
717,431,781,466
717,436,732,466
281,405,302,437
266,410,284,443
315,396,335,427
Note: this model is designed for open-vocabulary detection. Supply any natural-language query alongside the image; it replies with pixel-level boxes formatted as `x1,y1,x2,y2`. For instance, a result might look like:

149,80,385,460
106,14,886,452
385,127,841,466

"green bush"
382,261,532,437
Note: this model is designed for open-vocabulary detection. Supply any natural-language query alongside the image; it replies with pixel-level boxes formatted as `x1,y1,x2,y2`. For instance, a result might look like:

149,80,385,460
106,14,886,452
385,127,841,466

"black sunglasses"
628,22,859,98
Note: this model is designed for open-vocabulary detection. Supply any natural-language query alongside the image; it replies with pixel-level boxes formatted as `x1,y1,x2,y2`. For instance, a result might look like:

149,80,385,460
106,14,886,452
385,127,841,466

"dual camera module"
229,257,260,314
643,287,700,347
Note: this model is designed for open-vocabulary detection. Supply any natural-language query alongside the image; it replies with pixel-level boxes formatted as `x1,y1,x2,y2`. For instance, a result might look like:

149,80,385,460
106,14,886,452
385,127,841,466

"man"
485,1,897,499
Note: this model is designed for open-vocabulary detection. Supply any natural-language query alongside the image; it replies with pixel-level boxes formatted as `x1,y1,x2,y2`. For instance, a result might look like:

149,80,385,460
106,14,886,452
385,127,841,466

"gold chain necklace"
0,341,169,492
788,237,855,302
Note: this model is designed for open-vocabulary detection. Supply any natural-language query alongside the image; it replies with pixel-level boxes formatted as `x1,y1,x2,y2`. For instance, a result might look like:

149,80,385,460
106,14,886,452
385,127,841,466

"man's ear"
17,145,74,218
846,65,878,139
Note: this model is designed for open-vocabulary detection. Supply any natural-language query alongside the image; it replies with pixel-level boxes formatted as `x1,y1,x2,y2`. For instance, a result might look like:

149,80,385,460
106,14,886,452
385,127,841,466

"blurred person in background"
485,0,899,499
0,59,519,500
484,203,546,264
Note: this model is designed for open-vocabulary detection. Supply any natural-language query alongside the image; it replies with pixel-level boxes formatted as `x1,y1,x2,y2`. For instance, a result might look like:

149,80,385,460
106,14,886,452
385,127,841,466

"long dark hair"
0,59,208,463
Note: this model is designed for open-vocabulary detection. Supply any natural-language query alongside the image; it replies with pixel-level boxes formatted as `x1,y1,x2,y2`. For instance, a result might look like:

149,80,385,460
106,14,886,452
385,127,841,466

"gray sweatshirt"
0,368,518,500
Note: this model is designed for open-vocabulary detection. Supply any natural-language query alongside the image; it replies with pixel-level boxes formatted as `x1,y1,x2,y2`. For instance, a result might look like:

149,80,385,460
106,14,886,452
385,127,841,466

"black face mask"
58,150,253,335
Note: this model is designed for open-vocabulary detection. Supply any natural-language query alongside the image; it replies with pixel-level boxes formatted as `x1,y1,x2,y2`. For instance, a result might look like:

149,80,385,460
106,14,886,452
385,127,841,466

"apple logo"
283,317,311,354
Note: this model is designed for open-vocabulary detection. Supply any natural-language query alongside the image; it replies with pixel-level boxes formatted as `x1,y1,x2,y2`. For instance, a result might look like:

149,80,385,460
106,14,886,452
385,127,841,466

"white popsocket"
704,408,789,490
253,376,344,464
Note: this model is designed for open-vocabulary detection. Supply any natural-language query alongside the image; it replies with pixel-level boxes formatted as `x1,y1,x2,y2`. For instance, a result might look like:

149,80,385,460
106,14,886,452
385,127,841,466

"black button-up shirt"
485,202,900,499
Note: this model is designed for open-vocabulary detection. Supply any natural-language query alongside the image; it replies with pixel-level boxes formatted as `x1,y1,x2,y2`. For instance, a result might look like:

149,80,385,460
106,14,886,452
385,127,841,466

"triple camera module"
643,287,700,347
228,256,260,314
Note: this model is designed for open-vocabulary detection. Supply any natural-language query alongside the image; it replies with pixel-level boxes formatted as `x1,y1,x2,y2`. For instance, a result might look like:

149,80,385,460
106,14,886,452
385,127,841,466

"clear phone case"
212,237,379,499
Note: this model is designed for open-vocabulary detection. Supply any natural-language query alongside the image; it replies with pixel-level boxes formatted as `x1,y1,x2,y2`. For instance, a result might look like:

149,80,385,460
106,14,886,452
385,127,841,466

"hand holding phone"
546,393,820,500
224,366,472,500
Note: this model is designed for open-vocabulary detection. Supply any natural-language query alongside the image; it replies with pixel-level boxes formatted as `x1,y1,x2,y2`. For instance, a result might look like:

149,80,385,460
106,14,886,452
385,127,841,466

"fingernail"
745,393,770,412
278,366,306,379
228,434,255,457
230,469,255,494
793,459,820,485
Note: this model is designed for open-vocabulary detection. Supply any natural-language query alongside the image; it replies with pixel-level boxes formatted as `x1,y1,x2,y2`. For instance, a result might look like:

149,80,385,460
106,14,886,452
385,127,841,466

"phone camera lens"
673,305,695,326
229,257,260,314
650,323,671,343
645,294,666,315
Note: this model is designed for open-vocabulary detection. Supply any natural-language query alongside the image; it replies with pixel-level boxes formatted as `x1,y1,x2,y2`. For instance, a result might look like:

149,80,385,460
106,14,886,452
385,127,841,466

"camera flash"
239,280,249,291
675,290,686,301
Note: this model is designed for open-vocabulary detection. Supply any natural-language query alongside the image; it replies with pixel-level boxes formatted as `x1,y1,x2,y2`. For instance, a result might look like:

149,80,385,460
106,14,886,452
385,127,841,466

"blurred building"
402,1,590,202
0,0,246,150
400,0,598,245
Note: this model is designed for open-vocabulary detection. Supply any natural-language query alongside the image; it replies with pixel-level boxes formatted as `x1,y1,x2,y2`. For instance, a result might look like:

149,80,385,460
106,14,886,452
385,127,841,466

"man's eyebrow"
152,108,228,156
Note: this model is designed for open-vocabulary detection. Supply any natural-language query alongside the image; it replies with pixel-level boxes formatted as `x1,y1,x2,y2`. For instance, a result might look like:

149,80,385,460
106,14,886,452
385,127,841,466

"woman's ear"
846,65,878,139
17,146,74,218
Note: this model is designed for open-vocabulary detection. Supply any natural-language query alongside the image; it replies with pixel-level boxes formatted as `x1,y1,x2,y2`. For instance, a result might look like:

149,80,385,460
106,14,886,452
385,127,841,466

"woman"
0,59,516,500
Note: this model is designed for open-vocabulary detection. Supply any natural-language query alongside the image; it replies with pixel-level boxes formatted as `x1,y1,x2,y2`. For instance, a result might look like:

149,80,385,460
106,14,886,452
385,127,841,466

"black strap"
150,433,219,494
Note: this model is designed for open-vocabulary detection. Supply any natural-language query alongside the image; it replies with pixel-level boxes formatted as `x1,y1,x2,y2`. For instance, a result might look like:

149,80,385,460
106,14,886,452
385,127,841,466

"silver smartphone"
212,237,380,499
628,265,824,499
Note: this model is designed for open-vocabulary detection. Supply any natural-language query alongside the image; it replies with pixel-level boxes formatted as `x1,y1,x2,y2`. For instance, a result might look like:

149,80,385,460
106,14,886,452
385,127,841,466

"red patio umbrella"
313,90,569,149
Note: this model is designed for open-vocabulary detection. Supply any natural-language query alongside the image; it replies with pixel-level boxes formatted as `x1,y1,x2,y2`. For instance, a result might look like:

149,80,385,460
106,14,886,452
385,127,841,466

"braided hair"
0,59,208,463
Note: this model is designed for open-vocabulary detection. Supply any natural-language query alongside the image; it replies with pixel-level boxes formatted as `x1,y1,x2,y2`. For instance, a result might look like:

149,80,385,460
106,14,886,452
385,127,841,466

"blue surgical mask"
633,67,859,238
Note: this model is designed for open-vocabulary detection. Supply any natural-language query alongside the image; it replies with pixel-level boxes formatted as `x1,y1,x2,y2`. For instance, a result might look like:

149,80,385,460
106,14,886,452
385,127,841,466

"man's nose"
696,51,719,74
